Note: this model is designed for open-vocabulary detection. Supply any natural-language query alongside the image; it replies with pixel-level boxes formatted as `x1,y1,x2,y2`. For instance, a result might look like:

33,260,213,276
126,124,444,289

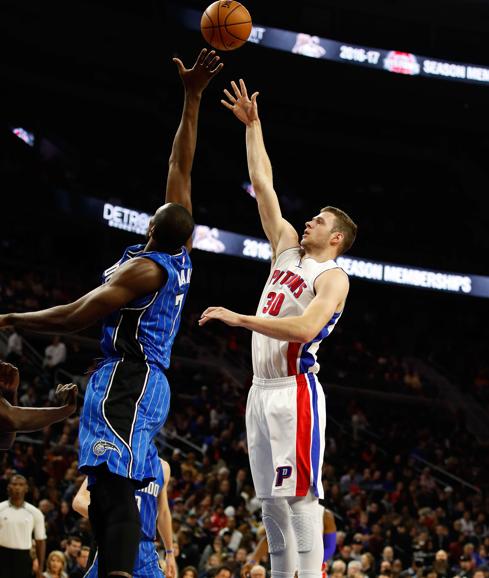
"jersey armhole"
312,266,349,296
273,245,300,265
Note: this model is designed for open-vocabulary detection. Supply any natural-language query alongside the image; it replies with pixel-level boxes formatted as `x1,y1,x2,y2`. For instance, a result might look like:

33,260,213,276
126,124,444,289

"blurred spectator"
43,550,68,578
6,329,23,364
62,536,82,575
68,546,90,578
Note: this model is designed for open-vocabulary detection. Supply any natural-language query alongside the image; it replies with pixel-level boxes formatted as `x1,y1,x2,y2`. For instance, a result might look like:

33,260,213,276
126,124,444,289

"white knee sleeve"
288,492,323,578
261,498,297,577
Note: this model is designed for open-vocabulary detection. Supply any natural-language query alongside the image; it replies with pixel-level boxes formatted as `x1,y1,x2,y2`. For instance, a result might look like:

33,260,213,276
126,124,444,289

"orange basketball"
201,1,252,51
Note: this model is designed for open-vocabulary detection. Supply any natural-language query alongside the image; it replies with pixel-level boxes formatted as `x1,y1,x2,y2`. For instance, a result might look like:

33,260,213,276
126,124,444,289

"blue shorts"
84,540,164,578
78,358,170,486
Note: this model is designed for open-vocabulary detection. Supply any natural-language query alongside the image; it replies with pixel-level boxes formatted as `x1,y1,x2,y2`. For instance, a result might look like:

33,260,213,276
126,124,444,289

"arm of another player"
72,477,90,518
0,383,77,442
241,535,269,577
165,49,224,248
157,460,176,578
0,257,166,333
200,268,349,343
221,79,299,261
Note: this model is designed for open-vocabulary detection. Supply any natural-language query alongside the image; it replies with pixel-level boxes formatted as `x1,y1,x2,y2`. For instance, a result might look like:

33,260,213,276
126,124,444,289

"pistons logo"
383,51,420,75
275,465,293,487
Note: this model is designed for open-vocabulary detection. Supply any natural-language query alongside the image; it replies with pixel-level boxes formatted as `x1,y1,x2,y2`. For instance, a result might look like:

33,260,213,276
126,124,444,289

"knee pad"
262,499,291,554
291,513,314,553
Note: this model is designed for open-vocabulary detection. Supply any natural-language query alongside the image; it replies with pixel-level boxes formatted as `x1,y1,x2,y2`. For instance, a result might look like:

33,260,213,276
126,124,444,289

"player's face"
301,211,337,249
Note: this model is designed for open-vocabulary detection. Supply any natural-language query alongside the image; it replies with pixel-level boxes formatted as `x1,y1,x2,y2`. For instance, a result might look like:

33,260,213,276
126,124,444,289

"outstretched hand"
199,306,242,327
0,362,19,393
221,79,259,125
55,383,78,412
173,48,224,96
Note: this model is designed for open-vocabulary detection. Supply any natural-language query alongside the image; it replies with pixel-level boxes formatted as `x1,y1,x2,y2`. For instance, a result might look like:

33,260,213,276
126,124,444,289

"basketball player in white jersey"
200,79,357,578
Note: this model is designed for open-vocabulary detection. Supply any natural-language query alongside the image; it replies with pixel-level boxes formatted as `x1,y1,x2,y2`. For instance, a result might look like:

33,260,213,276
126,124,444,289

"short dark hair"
151,203,194,251
321,206,357,255
67,535,82,544
213,565,233,578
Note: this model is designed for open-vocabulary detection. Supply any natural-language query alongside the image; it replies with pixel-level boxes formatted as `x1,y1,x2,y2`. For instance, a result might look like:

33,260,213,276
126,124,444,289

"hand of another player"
199,306,242,327
0,362,20,392
173,48,224,96
55,383,78,413
165,553,177,578
221,79,259,125
241,561,253,577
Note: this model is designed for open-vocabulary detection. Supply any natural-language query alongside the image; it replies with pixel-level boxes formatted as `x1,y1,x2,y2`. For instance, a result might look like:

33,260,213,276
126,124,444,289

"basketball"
201,1,252,51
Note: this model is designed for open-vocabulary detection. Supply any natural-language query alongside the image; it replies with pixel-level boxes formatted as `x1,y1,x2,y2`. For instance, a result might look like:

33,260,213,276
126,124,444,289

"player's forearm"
251,536,268,562
158,510,174,550
7,405,74,432
6,304,80,333
246,119,273,187
167,92,202,181
238,314,315,343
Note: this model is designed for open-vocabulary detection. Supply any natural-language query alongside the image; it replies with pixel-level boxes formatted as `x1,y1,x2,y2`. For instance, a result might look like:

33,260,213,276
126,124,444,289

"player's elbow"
72,497,87,518
295,321,319,343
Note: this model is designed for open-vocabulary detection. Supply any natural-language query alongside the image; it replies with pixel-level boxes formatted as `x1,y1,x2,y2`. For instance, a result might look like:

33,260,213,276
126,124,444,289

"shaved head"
149,203,194,252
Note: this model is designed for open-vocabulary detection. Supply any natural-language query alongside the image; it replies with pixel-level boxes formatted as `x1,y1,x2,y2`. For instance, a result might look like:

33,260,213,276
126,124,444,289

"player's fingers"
197,48,208,65
211,62,224,75
251,91,259,104
172,58,185,74
207,55,221,70
203,49,217,67
223,89,236,103
239,78,248,97
55,383,64,393
231,80,241,98
221,99,234,110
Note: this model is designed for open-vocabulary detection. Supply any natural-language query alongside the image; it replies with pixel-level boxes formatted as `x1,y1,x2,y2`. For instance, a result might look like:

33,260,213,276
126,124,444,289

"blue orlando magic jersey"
136,446,164,541
100,244,192,369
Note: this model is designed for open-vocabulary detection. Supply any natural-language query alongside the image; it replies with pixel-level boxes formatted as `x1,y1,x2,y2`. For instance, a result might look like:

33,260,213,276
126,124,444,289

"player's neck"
302,246,337,263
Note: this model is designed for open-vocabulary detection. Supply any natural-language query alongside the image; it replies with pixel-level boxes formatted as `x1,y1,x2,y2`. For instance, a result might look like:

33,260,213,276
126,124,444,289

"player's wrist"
165,549,175,555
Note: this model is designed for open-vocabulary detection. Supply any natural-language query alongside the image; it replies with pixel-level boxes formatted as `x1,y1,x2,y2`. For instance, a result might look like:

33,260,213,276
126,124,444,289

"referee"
0,474,46,578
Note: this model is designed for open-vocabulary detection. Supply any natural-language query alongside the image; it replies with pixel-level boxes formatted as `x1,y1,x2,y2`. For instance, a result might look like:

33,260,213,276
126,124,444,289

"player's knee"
288,491,323,553
290,513,314,553
262,498,291,554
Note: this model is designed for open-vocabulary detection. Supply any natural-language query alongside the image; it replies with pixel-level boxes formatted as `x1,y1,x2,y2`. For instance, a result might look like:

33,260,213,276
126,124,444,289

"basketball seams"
201,0,252,50
202,9,214,27
201,21,252,29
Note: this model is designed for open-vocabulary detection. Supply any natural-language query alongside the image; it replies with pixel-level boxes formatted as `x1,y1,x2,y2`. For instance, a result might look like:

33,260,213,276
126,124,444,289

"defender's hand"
199,307,242,327
173,48,224,96
221,79,259,125
0,362,20,392
56,383,78,412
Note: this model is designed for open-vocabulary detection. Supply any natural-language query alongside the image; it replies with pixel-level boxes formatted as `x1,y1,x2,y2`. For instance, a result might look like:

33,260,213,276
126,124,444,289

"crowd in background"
1,265,488,578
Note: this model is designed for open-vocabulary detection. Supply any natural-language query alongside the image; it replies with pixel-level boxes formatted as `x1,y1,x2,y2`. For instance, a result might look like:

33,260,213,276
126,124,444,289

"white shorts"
246,373,326,499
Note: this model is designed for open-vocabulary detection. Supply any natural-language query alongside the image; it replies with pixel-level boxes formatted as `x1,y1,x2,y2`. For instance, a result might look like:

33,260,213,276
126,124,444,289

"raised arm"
0,257,166,333
157,460,176,578
199,268,349,343
165,48,224,214
221,79,299,260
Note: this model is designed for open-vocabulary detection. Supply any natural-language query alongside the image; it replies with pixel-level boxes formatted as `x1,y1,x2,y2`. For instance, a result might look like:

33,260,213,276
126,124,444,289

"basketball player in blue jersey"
0,48,223,577
200,80,357,578
73,445,174,578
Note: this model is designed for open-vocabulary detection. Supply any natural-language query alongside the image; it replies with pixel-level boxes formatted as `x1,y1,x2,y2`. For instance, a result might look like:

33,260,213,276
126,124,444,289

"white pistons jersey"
252,247,343,379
